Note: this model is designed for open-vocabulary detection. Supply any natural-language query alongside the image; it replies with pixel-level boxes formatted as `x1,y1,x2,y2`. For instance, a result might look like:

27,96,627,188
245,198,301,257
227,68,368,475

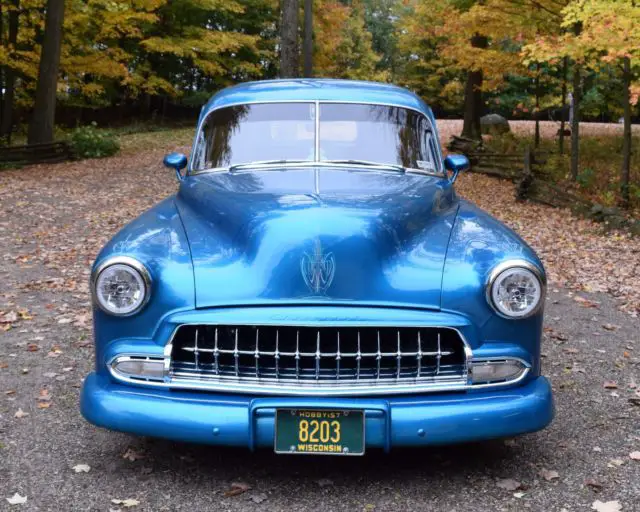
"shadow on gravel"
136,436,527,481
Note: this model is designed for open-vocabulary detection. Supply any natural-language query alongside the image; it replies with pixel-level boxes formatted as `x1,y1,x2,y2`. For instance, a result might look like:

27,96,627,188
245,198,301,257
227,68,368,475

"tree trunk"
27,0,65,145
461,34,487,141
559,56,568,155
0,0,19,142
302,0,313,77
570,62,581,181
280,0,299,78
534,63,540,149
620,56,632,207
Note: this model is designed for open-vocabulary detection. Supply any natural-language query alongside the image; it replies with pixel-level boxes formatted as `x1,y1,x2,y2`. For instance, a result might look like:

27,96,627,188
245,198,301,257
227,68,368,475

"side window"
418,131,439,173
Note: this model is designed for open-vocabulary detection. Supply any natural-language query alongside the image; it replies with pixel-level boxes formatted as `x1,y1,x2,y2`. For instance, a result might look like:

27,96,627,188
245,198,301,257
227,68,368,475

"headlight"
92,257,151,316
487,260,545,318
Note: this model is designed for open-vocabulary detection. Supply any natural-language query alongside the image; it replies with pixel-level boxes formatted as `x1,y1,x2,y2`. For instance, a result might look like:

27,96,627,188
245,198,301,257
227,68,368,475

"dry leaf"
72,464,91,473
5,493,27,505
122,447,145,462
602,323,619,331
224,482,251,497
592,500,622,512
629,451,640,460
539,468,560,481
496,478,522,491
26,344,39,352
585,478,603,489
111,498,140,508
574,296,599,308
604,381,618,389
14,409,29,419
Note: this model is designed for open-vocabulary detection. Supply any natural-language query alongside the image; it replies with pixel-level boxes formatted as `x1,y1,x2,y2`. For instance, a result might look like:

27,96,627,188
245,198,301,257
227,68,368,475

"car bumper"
81,373,554,450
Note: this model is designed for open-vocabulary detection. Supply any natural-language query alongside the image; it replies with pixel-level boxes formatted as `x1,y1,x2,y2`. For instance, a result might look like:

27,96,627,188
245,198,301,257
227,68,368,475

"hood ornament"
301,239,335,295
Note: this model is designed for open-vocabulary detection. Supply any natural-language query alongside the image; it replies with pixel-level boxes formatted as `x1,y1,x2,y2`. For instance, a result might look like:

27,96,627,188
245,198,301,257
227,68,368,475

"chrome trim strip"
485,259,547,320
90,256,152,317
107,350,531,396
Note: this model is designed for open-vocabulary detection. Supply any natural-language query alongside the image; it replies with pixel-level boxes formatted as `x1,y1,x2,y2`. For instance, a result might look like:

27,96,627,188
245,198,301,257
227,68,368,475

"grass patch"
117,127,193,154
484,132,640,213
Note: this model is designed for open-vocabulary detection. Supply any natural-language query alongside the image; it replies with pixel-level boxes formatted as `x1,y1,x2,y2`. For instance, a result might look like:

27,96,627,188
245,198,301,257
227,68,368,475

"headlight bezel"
91,256,152,316
486,259,546,319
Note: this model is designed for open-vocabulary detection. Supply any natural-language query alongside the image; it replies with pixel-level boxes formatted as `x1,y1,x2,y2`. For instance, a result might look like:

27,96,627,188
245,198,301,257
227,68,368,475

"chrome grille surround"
160,324,472,395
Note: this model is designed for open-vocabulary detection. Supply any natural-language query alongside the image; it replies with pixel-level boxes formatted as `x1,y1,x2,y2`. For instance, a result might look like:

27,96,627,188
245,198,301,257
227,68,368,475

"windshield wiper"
228,159,312,172
323,159,406,172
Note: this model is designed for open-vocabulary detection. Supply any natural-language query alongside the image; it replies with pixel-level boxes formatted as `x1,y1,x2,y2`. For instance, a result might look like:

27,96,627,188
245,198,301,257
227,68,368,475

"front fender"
442,200,545,373
91,197,195,372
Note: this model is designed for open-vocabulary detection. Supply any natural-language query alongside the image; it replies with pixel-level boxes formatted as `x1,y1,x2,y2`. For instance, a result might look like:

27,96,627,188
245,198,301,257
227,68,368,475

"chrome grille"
168,325,468,391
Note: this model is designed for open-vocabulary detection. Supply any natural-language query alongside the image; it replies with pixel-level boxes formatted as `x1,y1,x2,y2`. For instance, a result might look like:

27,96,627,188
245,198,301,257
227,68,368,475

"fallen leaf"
36,402,51,409
122,447,145,462
574,296,599,308
0,311,18,324
26,344,39,352
630,451,640,460
496,478,522,491
111,498,140,508
592,500,622,512
539,468,560,481
602,323,619,331
72,464,91,473
585,478,603,489
14,409,29,419
224,482,251,497
513,492,526,498
604,381,618,389
5,493,27,505
608,459,625,467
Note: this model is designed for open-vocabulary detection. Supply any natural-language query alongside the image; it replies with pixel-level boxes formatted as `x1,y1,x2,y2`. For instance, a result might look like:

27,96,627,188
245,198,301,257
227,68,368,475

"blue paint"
82,79,553,449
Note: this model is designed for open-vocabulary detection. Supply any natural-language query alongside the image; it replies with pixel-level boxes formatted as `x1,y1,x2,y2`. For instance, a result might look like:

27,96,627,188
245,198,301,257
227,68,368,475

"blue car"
81,79,554,455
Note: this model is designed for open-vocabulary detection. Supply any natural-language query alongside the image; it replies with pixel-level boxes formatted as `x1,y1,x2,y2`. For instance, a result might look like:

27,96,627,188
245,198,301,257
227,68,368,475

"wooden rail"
0,141,73,166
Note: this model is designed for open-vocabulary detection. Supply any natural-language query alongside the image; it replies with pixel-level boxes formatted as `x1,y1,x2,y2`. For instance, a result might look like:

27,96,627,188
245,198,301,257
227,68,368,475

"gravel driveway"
1,143,638,511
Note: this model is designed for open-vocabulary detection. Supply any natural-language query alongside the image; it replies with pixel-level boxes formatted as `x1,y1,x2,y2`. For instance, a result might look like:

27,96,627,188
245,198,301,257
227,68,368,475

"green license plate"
274,409,365,456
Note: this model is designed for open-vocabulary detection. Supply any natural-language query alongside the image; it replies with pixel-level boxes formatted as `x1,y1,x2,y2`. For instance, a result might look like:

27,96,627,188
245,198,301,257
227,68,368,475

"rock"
481,114,510,135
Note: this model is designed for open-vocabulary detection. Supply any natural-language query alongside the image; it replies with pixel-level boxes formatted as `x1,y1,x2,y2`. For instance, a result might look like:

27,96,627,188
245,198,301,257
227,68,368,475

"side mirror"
163,152,188,180
444,154,469,183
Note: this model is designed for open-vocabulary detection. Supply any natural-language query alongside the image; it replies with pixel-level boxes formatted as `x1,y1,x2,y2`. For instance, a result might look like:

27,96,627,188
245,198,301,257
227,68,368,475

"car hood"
175,167,459,310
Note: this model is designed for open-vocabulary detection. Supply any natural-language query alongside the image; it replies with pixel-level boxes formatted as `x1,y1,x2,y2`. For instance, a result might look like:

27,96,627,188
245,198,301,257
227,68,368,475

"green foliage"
69,123,120,159
577,167,596,189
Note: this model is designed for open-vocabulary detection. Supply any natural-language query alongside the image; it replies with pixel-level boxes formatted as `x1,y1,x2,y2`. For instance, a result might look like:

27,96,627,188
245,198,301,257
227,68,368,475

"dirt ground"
0,123,639,511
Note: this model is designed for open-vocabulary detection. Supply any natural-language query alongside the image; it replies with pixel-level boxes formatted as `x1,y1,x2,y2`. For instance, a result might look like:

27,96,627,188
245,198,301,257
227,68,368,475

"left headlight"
92,257,151,316
487,260,545,319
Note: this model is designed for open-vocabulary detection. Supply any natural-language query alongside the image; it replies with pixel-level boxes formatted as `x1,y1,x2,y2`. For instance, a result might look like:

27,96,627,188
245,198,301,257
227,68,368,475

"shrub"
69,123,120,159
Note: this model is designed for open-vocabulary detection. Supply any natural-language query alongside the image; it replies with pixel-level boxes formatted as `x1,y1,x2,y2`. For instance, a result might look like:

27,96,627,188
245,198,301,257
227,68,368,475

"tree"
0,0,20,142
303,0,313,77
314,0,384,80
28,0,65,144
280,0,299,77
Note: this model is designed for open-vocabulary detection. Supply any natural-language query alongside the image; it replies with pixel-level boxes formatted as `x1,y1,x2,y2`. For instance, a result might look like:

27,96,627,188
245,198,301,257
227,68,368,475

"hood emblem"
301,239,335,295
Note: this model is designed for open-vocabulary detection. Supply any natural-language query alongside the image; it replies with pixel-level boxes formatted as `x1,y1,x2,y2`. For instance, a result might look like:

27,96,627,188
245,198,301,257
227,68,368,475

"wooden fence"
0,141,73,167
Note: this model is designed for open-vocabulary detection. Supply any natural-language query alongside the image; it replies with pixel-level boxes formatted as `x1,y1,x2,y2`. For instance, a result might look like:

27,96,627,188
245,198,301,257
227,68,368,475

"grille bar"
169,325,468,391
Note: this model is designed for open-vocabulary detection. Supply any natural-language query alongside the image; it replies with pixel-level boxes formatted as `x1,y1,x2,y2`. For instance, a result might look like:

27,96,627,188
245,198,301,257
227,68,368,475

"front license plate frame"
274,409,365,456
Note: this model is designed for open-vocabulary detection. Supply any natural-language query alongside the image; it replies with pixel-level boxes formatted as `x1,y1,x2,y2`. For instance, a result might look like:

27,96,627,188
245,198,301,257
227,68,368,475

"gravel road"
1,146,639,511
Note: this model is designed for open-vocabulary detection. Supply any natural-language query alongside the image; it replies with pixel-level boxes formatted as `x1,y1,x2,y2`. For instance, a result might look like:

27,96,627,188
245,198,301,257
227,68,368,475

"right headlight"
486,260,545,319
92,256,151,316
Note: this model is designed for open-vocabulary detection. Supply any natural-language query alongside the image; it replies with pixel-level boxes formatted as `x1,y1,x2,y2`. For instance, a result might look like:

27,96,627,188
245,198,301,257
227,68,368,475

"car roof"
201,79,434,120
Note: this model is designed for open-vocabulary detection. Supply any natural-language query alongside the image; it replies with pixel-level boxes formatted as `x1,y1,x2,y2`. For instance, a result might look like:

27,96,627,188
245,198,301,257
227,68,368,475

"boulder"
481,114,511,135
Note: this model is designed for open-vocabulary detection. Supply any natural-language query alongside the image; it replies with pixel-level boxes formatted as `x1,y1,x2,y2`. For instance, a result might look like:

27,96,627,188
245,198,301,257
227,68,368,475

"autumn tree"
280,0,299,77
28,0,65,144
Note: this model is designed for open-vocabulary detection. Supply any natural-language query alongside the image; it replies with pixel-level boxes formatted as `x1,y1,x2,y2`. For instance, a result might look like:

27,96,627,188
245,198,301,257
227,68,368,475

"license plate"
274,409,365,456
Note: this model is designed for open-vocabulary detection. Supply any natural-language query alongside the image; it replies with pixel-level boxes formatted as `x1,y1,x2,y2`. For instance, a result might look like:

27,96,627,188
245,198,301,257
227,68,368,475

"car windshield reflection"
191,102,441,174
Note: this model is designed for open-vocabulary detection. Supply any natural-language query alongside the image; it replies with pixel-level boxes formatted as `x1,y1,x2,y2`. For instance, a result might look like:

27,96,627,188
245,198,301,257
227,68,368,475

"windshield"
192,102,441,173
